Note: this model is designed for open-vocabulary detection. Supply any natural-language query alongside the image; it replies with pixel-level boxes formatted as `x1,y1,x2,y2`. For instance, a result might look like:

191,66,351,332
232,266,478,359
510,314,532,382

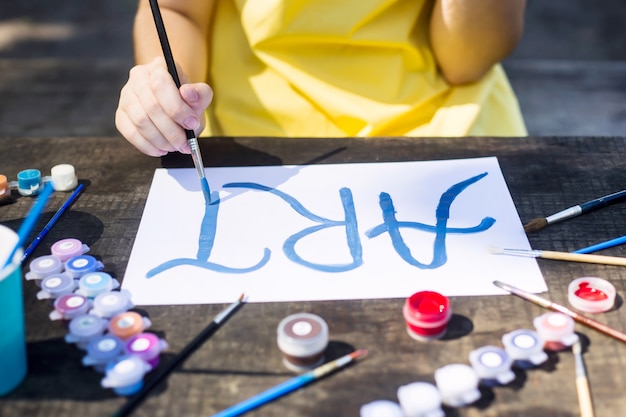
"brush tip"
351,349,368,360
487,246,504,254
523,218,548,233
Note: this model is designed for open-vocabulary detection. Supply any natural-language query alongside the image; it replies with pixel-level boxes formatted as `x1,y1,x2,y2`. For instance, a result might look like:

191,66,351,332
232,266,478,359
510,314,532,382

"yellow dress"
203,0,527,137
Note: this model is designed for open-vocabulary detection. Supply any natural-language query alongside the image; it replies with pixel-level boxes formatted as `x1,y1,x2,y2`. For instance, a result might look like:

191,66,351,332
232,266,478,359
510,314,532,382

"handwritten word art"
123,158,545,305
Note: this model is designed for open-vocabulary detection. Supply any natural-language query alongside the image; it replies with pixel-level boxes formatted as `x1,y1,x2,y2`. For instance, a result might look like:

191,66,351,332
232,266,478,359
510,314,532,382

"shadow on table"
4,338,112,401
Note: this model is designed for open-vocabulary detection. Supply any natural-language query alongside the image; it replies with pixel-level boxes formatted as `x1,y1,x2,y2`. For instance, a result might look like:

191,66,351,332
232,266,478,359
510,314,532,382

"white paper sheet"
122,157,546,305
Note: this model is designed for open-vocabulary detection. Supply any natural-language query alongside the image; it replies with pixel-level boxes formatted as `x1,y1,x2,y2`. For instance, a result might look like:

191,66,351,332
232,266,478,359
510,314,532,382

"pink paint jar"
124,332,168,368
51,238,89,262
402,291,452,341
533,312,578,351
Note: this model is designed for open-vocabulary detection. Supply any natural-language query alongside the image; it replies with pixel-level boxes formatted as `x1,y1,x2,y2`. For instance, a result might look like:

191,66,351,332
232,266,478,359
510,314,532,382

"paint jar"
25,255,65,286
83,334,125,372
124,332,168,368
533,312,578,351
65,314,108,349
36,272,77,300
568,277,616,313
76,272,120,298
402,291,451,341
49,293,92,321
501,329,548,367
64,254,104,279
101,355,152,396
90,290,134,319
0,174,13,205
397,382,444,417
50,164,78,191
17,168,41,196
276,313,329,372
360,400,404,417
51,238,89,262
434,364,481,407
0,225,27,396
468,345,514,386
109,311,152,340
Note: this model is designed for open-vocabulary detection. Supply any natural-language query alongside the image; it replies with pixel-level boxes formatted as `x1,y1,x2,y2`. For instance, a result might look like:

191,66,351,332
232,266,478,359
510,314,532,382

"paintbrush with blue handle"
524,189,626,233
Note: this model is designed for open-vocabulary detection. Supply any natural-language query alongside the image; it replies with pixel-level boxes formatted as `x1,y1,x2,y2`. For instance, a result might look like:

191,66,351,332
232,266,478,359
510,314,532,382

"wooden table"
1,136,625,417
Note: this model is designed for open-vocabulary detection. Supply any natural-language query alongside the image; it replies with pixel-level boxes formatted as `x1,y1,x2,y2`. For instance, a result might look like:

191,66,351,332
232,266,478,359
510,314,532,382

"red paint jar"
403,291,451,341
568,277,616,313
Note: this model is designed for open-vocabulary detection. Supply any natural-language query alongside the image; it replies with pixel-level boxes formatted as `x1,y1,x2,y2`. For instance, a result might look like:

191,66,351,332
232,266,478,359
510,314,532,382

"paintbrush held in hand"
523,189,626,233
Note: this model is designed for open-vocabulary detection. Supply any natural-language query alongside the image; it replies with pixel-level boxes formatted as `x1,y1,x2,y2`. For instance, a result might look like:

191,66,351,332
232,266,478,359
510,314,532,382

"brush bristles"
523,217,548,233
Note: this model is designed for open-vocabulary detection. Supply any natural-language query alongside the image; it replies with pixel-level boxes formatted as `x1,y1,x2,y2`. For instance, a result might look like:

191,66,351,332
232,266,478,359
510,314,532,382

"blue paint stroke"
147,191,270,278
224,183,363,272
365,172,495,269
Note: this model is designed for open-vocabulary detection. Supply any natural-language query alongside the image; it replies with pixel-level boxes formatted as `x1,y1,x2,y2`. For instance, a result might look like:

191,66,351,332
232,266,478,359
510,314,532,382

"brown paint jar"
277,313,329,372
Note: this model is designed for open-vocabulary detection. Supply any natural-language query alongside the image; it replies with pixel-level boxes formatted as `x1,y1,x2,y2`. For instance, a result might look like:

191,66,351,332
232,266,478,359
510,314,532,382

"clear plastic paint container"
64,255,104,279
0,174,10,201
76,271,120,298
276,313,329,372
65,314,108,349
402,291,452,341
397,382,444,417
434,364,481,407
51,238,89,262
468,345,515,385
16,169,42,196
50,164,78,191
501,329,548,367
568,277,616,313
109,311,152,340
83,334,125,372
90,290,134,319
101,355,152,396
25,255,64,285
49,294,92,321
124,332,168,368
36,272,77,300
533,312,578,351
360,400,404,417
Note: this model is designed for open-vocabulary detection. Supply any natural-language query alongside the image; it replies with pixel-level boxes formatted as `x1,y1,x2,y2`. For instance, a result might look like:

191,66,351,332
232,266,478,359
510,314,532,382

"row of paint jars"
0,164,79,201
25,237,168,396
360,309,579,417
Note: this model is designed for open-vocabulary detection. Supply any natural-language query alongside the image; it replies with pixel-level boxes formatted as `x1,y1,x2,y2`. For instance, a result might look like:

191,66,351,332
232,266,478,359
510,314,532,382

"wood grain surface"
1,136,625,417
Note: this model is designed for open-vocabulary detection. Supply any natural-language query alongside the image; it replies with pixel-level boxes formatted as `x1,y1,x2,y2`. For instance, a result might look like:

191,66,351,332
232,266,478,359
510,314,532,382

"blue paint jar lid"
37,272,76,300
468,345,514,385
65,254,104,278
65,314,108,347
17,168,42,196
91,290,134,318
77,272,120,298
83,334,125,367
101,355,152,396
26,255,64,281
501,329,548,365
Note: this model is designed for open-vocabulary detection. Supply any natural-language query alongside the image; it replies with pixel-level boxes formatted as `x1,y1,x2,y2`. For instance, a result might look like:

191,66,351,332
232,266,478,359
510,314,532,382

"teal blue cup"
0,225,27,396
